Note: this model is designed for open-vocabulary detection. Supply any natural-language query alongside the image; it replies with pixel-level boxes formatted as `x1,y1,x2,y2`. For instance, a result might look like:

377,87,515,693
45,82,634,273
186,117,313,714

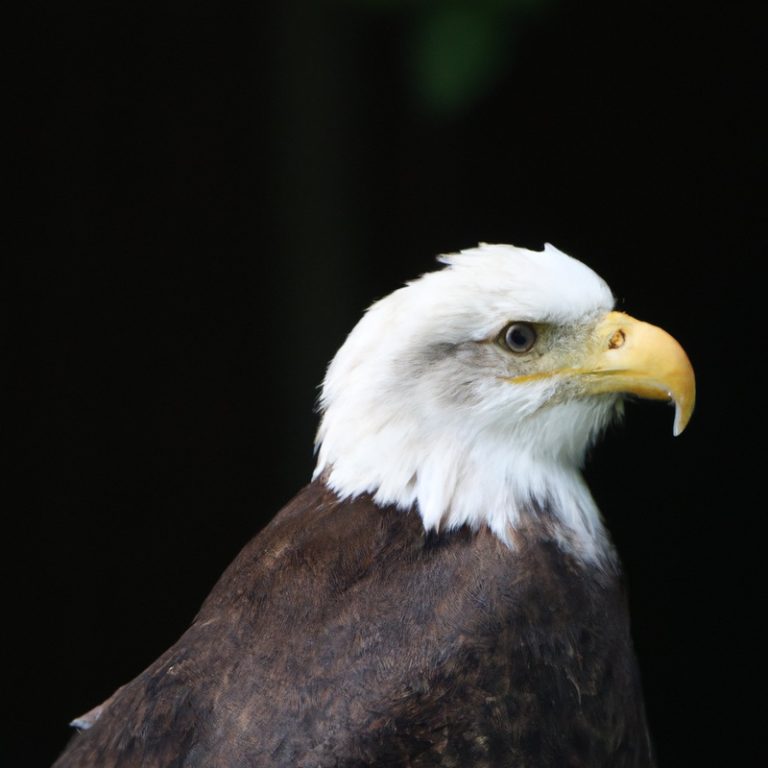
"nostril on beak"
608,329,626,350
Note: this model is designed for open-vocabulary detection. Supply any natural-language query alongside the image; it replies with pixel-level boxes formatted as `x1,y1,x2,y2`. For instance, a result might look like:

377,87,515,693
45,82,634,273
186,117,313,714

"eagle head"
314,243,695,561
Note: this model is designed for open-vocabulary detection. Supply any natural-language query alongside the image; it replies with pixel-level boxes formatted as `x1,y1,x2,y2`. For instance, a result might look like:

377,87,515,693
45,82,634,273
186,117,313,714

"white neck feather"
315,389,620,563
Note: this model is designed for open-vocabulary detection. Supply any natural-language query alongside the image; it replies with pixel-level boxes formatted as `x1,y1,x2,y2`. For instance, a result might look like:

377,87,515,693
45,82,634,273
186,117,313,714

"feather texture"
315,243,618,561
53,483,654,767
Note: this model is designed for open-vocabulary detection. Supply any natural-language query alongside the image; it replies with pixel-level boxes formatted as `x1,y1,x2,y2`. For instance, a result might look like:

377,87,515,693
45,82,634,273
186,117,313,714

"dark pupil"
506,324,534,351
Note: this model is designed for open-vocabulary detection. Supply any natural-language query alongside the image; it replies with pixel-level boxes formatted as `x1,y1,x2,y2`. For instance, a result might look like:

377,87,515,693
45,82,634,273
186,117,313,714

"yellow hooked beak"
508,311,696,435
572,311,695,435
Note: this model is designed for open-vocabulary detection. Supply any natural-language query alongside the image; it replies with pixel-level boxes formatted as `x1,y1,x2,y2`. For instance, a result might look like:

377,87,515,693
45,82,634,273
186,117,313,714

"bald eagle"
53,244,694,768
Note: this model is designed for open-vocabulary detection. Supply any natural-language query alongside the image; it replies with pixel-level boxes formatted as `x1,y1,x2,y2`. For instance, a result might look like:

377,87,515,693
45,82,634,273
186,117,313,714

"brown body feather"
53,481,655,767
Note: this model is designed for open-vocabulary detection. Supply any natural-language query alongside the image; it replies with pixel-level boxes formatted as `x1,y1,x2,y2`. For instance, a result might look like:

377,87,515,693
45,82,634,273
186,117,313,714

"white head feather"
314,243,620,562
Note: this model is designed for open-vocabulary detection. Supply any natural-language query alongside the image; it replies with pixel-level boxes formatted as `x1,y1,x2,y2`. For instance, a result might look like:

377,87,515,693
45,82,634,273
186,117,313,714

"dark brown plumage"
53,481,654,767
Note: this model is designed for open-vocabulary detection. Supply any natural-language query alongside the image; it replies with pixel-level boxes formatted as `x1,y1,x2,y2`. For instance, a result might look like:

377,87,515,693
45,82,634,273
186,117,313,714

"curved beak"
579,311,696,435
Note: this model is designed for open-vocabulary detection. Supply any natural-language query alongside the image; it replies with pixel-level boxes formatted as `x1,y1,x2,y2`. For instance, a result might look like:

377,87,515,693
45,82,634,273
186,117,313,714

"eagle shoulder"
53,481,655,767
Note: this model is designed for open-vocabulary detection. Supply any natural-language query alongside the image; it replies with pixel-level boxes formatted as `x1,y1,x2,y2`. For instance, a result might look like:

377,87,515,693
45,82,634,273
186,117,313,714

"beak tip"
672,399,694,437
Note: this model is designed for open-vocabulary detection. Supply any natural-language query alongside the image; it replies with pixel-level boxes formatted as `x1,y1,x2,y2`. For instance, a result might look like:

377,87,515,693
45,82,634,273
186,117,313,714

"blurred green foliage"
347,0,558,115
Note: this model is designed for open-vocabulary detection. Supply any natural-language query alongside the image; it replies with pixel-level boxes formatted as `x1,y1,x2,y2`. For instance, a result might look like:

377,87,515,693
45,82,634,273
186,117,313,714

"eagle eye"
500,322,537,353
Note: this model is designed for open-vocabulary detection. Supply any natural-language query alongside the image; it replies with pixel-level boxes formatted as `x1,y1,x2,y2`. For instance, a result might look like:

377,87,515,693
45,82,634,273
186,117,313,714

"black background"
8,1,765,765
